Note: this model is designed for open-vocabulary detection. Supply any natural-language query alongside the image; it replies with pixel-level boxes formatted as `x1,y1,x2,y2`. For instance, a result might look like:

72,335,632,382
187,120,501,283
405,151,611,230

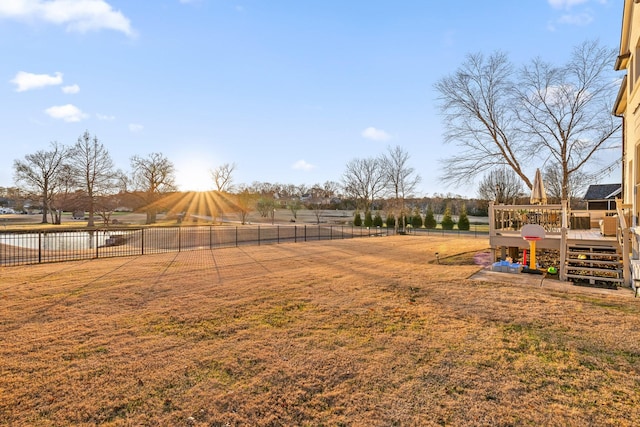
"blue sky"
0,0,624,197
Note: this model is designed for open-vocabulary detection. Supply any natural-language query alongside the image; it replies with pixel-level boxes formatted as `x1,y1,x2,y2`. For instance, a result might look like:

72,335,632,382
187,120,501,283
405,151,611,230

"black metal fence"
0,224,390,267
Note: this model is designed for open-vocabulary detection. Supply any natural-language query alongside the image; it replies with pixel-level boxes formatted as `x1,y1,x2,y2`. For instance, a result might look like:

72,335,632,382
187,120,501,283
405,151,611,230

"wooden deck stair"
565,242,624,286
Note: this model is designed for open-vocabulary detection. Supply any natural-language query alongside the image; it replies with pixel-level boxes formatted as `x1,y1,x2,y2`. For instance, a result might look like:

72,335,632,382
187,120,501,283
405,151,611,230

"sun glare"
175,158,213,192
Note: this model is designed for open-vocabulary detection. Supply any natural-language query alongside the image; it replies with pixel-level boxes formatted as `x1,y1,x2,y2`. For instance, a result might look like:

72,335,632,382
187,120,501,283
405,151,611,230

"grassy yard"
1,235,639,426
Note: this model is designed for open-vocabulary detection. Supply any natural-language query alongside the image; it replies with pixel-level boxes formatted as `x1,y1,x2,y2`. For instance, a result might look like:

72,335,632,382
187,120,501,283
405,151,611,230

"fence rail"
0,225,391,267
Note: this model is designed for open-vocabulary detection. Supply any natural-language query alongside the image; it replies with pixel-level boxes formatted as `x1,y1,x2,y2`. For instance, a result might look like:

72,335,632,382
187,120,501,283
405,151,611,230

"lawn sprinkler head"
435,252,440,264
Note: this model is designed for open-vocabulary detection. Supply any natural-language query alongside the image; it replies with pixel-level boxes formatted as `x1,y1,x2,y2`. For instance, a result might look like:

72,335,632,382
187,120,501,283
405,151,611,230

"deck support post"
559,200,569,281
559,227,568,281
623,227,631,287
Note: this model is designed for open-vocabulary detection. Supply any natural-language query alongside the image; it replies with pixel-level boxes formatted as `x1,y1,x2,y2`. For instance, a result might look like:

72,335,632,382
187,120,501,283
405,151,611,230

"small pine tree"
386,213,396,228
373,211,383,227
354,211,362,226
411,207,423,228
424,205,437,229
457,203,470,231
441,204,455,230
364,210,373,227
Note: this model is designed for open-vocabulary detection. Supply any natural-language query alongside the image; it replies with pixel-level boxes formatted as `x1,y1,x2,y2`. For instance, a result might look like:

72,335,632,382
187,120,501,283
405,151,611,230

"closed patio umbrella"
530,168,547,205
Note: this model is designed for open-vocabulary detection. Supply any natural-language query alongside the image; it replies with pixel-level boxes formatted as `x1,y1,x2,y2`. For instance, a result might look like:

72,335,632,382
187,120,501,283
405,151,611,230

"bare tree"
234,190,256,225
68,131,117,227
95,193,123,226
306,183,331,224
477,167,525,203
50,164,77,224
435,40,620,199
322,180,341,199
297,184,309,198
342,157,386,211
435,51,531,188
281,184,298,199
543,163,588,203
516,40,621,199
13,142,68,224
130,152,177,224
382,145,421,230
211,162,236,192
256,197,276,219
288,198,302,221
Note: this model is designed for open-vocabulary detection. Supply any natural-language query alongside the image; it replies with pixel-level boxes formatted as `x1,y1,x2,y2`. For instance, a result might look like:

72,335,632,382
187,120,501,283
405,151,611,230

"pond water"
0,230,129,250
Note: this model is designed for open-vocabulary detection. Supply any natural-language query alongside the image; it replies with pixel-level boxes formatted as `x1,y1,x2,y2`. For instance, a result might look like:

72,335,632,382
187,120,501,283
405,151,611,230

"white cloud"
11,71,63,92
361,127,391,141
292,160,315,171
44,104,88,122
0,0,135,37
557,12,593,26
96,113,115,120
548,0,588,9
129,123,144,132
61,84,80,94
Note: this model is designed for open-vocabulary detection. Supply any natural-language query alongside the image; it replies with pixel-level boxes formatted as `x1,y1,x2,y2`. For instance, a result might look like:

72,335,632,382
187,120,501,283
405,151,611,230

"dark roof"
583,184,621,201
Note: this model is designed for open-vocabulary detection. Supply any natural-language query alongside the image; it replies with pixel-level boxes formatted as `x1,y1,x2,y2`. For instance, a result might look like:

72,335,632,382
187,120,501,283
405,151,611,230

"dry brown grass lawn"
1,235,639,426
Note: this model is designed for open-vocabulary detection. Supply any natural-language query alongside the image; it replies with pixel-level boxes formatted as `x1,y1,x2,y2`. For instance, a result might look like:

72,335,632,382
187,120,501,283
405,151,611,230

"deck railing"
489,202,567,235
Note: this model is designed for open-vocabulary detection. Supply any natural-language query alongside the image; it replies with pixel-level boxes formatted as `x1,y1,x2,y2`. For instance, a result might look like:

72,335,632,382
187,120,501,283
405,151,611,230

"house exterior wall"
616,0,640,226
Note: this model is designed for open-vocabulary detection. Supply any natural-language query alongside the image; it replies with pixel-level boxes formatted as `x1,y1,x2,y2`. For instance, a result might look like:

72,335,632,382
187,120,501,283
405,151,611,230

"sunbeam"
137,191,241,224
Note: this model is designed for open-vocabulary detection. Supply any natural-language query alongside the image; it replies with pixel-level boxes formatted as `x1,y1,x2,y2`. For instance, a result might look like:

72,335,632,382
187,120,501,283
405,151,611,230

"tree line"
12,131,176,225
6,135,490,226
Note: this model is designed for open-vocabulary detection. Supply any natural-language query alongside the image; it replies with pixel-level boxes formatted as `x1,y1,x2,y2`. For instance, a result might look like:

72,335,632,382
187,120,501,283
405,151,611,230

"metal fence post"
178,226,182,252
294,225,297,243
304,225,307,242
277,225,280,244
258,226,261,246
38,232,42,264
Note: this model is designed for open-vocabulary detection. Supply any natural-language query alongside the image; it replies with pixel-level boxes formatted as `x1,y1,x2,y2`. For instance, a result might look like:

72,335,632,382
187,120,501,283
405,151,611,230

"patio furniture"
599,215,618,236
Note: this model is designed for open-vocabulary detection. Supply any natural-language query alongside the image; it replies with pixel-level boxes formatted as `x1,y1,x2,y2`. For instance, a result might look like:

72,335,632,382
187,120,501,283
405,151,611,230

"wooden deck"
489,201,633,286
568,228,617,241
492,228,617,251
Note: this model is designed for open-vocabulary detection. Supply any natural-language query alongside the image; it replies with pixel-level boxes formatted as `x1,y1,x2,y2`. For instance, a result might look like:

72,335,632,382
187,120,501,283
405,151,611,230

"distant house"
583,184,622,211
